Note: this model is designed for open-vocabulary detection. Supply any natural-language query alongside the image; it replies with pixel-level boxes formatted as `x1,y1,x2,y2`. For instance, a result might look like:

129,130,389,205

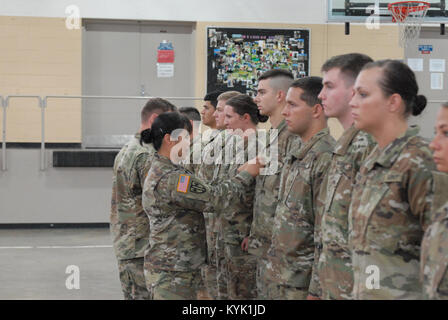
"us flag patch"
176,174,190,193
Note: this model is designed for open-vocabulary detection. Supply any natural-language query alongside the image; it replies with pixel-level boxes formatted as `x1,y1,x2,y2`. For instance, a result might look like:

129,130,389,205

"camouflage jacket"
309,126,375,299
182,129,224,174
216,132,259,246
266,128,335,288
248,120,301,258
349,125,435,300
142,152,255,272
196,130,226,263
421,171,448,300
110,133,154,260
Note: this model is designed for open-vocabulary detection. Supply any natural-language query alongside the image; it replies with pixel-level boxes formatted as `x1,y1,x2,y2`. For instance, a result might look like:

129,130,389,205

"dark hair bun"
258,113,269,123
412,95,427,116
140,128,152,145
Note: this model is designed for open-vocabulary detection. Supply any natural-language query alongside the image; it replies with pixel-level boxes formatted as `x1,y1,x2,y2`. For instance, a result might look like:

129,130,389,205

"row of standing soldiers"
110,53,448,300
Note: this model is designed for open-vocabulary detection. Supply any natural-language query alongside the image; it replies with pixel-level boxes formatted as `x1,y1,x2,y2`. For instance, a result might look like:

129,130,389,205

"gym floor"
0,228,123,300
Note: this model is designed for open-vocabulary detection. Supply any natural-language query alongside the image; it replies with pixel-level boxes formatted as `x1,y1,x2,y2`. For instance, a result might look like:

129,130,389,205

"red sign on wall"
157,50,175,63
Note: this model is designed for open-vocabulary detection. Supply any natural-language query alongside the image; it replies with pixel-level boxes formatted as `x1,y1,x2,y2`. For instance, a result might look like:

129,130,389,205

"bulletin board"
207,27,310,97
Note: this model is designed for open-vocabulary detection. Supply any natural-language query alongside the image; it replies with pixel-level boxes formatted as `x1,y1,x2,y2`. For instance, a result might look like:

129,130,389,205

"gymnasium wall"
0,16,82,143
0,16,403,142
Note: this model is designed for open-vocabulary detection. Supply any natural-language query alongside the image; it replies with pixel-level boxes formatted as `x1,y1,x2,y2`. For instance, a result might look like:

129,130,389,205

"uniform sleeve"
135,153,152,187
156,169,255,214
407,153,435,230
308,152,333,298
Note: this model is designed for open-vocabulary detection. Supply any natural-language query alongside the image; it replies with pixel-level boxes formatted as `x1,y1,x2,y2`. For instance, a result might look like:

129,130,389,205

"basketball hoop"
388,1,430,47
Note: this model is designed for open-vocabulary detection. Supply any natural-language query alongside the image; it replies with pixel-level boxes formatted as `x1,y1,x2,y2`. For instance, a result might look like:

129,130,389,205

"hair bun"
258,113,269,123
412,95,427,116
140,128,152,145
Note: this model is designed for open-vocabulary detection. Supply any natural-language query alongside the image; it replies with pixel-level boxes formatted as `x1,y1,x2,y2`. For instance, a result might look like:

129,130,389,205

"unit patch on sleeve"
189,180,207,194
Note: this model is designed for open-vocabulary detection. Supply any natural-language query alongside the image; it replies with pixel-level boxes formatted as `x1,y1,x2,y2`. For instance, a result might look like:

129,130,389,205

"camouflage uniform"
110,133,153,300
196,129,226,299
247,120,300,299
142,152,255,300
421,171,448,300
266,128,335,300
349,125,435,300
309,126,375,299
212,131,237,300
216,132,259,300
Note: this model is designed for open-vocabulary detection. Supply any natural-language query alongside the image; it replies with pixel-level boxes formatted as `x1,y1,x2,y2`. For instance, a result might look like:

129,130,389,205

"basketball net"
388,1,430,47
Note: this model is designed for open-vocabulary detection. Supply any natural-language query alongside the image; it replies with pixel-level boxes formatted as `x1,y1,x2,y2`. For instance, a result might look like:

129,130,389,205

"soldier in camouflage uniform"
348,60,435,299
141,112,262,300
247,69,300,299
110,98,176,300
216,94,268,300
199,91,241,299
266,77,335,299
308,53,374,300
421,103,448,300
421,173,448,300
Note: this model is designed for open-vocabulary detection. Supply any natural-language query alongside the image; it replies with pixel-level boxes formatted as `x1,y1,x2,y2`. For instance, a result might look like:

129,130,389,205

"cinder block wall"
0,16,82,143
0,17,403,142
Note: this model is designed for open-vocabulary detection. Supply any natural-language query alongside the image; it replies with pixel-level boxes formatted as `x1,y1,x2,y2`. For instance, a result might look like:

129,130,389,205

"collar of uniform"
272,119,287,133
333,125,360,156
154,152,174,166
432,171,448,214
208,129,222,142
370,125,420,169
293,127,330,160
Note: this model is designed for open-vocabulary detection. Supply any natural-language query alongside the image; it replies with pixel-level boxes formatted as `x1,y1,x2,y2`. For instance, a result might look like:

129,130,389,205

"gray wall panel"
0,149,112,223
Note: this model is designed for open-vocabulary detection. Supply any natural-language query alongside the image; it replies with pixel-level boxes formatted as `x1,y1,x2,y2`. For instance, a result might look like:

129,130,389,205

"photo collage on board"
207,27,310,96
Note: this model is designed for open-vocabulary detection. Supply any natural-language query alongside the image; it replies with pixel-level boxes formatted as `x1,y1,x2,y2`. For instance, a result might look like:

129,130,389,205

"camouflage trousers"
224,243,257,300
202,224,219,299
145,268,204,300
255,258,278,300
267,283,308,300
317,247,354,300
117,257,151,300
215,231,229,300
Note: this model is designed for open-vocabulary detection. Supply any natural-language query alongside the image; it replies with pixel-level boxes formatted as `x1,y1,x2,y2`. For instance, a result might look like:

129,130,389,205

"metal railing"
1,95,203,171
0,95,445,171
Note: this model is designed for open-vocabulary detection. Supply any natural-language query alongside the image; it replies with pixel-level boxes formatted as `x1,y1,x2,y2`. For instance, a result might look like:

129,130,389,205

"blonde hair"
217,91,241,102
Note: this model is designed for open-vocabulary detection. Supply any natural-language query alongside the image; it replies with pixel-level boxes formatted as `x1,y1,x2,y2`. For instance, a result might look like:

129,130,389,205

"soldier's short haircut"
290,76,324,107
321,53,373,85
443,102,448,108
179,107,201,122
258,69,294,92
204,90,224,108
217,91,242,102
141,98,177,123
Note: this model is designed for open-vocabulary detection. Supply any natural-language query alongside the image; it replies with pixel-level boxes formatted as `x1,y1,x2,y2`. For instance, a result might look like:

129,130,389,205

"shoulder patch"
190,180,206,194
176,174,191,193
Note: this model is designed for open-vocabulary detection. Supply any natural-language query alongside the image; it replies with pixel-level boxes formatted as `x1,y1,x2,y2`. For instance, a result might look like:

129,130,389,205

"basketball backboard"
328,0,448,22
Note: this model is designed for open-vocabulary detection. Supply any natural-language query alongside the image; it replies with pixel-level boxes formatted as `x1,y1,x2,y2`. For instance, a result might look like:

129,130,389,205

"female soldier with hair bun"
348,59,436,299
421,102,448,300
141,112,263,300
214,94,267,299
